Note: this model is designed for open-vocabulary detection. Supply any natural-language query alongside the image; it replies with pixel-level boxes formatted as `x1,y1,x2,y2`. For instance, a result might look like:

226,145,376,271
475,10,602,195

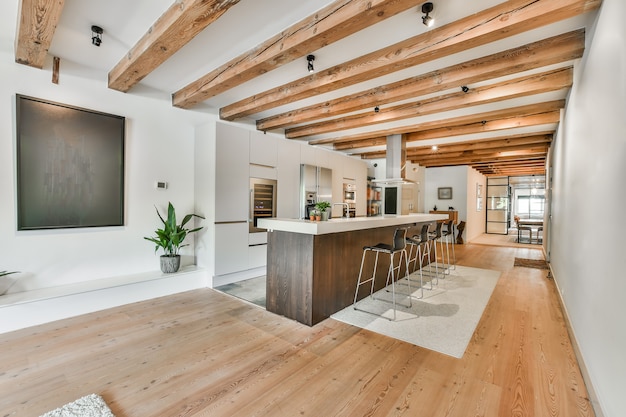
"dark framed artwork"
438,187,453,200
16,94,125,230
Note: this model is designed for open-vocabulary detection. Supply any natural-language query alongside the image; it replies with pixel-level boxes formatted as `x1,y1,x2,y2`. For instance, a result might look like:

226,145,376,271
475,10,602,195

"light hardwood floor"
0,243,594,417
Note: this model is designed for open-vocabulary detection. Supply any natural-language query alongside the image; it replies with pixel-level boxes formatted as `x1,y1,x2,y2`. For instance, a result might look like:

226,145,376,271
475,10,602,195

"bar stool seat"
353,228,411,320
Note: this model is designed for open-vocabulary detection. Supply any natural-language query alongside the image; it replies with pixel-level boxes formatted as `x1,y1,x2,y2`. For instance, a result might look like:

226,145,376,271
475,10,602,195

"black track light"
374,106,380,113
461,86,469,93
307,54,315,73
421,2,434,27
91,25,103,47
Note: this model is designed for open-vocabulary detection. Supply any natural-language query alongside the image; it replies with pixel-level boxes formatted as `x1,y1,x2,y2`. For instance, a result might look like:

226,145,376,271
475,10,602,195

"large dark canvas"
16,95,125,230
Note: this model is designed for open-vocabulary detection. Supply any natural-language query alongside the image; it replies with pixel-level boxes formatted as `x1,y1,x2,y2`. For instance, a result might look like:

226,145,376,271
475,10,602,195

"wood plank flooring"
0,243,594,417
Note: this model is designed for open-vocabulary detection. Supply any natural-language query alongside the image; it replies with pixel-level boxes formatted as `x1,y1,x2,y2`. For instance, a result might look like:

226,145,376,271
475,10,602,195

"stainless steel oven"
249,178,277,233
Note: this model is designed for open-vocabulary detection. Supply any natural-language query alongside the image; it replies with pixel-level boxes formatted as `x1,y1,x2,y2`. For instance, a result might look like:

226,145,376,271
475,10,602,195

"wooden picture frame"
438,187,453,200
16,94,125,230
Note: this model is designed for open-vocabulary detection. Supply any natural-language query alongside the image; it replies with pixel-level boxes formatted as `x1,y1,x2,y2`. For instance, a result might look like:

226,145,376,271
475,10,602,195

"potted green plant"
144,202,204,273
315,201,331,221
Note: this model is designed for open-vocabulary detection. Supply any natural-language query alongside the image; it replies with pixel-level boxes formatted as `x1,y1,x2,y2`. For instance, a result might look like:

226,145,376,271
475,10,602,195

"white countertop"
258,213,449,235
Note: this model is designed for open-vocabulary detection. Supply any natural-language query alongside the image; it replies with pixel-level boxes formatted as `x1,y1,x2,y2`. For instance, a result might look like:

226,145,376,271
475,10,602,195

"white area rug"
39,394,115,417
331,265,500,358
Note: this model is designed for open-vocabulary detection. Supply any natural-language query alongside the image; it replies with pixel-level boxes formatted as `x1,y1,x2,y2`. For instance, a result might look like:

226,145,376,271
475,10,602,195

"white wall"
0,49,210,292
424,165,467,219
550,0,625,415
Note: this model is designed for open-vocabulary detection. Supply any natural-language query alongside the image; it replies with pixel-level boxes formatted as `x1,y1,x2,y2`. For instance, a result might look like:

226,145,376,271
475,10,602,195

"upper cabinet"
249,130,277,167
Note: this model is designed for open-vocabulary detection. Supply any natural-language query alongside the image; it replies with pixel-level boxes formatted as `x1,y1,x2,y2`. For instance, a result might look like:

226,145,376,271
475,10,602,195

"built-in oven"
249,178,277,233
343,182,356,218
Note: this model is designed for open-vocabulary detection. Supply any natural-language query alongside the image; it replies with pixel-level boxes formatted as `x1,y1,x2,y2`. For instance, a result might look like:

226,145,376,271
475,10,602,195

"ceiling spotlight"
307,54,315,73
431,145,438,151
461,86,469,93
91,25,103,47
374,106,380,113
481,120,487,125
421,2,434,27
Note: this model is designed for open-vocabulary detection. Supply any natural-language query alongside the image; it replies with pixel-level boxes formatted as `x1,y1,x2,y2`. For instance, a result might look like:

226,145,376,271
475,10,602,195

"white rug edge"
39,393,115,417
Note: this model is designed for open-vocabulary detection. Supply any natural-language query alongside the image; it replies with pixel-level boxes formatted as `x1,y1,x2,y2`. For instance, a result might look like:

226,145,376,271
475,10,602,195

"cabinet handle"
249,189,254,223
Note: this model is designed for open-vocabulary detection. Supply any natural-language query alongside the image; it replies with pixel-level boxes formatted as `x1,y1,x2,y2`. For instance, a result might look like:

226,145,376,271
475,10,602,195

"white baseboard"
0,267,208,334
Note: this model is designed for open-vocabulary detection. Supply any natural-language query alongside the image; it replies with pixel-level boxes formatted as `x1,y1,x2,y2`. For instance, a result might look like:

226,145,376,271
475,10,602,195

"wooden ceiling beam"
285,67,572,138
221,0,599,120
411,147,549,166
328,100,564,150
172,0,424,108
408,133,553,156
472,160,547,167
418,153,547,168
108,0,241,93
15,0,65,68
409,145,551,163
258,30,584,131
357,132,553,159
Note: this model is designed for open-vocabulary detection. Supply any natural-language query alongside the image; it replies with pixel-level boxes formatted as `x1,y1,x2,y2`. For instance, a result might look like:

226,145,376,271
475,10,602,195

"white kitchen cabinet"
277,139,301,219
214,223,249,276
215,123,249,222
250,130,277,167
248,244,267,269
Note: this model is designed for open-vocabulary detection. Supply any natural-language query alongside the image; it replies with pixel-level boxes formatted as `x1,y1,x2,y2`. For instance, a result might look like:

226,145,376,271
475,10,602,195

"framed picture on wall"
438,187,453,199
476,183,483,211
16,94,125,230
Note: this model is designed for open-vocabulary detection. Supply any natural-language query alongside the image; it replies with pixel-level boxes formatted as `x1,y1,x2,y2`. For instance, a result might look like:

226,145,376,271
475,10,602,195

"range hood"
371,134,416,185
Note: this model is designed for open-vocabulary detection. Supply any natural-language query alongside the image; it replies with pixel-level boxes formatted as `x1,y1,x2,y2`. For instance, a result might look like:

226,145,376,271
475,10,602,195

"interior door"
486,177,510,234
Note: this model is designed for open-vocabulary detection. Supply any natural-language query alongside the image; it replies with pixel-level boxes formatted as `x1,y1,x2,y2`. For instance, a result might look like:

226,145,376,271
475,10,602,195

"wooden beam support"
108,0,241,93
172,0,424,108
356,132,553,159
418,153,547,168
325,100,564,150
15,0,65,68
221,0,599,120
411,146,550,166
408,133,553,156
52,56,59,84
285,67,572,138
258,30,585,131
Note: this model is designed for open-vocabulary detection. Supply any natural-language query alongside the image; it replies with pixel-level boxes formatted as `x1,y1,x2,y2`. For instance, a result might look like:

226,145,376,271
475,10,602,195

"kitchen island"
258,214,448,326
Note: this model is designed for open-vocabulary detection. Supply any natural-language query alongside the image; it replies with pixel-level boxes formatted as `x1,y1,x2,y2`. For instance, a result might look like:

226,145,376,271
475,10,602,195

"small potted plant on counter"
315,201,331,221
144,202,204,273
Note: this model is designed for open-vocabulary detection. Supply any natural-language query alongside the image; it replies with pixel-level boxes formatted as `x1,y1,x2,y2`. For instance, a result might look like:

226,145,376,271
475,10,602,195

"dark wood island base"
265,219,440,326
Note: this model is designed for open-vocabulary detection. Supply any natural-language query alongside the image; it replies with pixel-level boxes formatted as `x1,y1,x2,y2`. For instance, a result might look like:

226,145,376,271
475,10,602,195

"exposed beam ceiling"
172,0,425,109
219,0,598,121
13,0,603,177
257,30,585,132
108,0,242,93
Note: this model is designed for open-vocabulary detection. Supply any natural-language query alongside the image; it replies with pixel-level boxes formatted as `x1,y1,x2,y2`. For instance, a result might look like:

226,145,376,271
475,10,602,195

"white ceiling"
2,0,601,169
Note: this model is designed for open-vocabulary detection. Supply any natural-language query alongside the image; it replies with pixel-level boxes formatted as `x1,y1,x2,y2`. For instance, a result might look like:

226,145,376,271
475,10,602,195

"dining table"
517,219,544,243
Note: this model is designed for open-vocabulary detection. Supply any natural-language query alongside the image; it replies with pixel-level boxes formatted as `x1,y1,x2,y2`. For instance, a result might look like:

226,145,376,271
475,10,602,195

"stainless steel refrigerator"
300,164,332,219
